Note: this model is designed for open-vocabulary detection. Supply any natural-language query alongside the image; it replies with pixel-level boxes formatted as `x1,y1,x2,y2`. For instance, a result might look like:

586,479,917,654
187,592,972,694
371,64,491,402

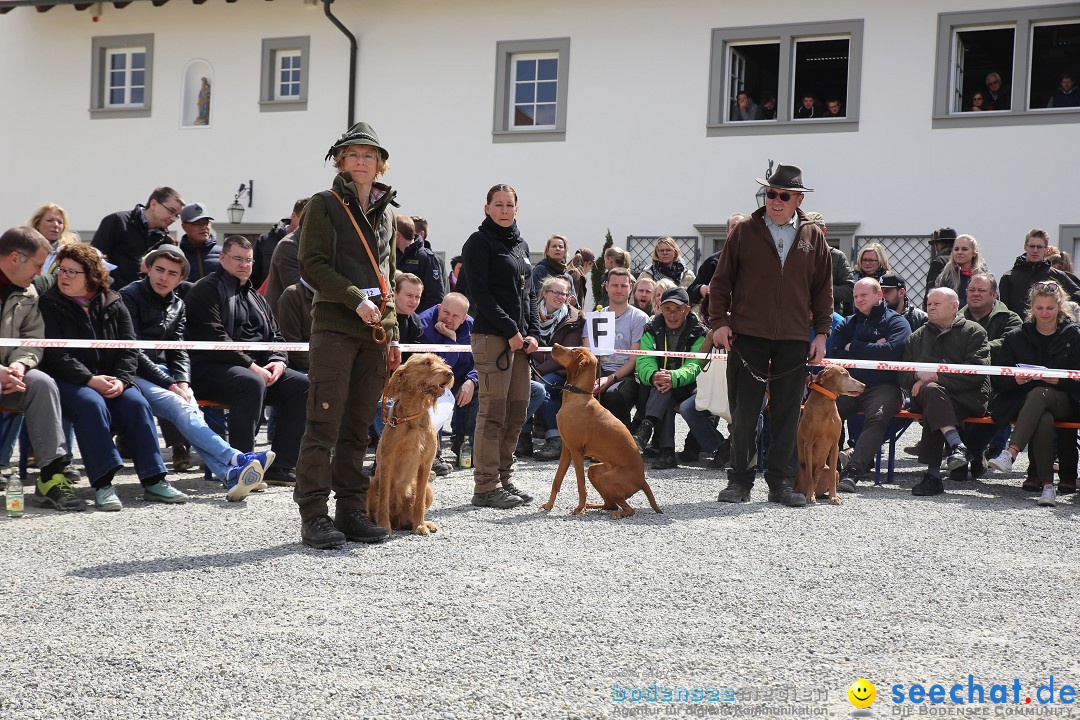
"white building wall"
0,0,1076,278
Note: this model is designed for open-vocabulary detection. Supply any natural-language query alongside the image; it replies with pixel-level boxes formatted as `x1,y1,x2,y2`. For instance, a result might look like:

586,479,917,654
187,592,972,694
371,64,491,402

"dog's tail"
641,481,663,514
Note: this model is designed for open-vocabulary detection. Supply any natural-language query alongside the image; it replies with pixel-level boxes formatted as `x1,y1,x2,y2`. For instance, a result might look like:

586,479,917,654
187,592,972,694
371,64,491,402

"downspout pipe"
323,0,357,128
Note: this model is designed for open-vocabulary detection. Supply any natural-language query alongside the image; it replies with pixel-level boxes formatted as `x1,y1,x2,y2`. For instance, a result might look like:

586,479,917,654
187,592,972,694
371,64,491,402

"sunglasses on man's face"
766,190,799,202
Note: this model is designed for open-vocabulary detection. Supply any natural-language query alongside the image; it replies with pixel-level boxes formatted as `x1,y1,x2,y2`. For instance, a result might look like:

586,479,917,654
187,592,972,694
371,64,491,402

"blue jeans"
135,372,237,481
521,380,548,434
56,379,167,486
537,372,566,439
679,393,725,453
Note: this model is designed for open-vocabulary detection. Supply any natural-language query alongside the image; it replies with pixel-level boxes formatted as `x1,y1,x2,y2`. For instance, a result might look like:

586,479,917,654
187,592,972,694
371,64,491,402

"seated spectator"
899,288,991,497
731,91,764,121
968,91,987,111
254,197,308,291
924,227,958,307
584,267,647,430
986,282,1080,507
529,277,585,460
597,246,631,308
794,92,820,119
638,236,694,289
395,214,444,312
880,273,927,332
417,292,479,471
633,276,656,315
831,278,911,492
0,227,80,512
119,245,273,501
854,243,891,281
178,202,220,281
652,278,677,309
805,212,854,315
566,247,595,308
28,203,80,293
39,243,183,511
394,272,425,348
1047,72,1080,108
932,233,987,302
997,228,1080,316
632,287,716,469
184,236,309,487
91,186,183,290
825,98,845,117
448,255,463,293
530,234,574,298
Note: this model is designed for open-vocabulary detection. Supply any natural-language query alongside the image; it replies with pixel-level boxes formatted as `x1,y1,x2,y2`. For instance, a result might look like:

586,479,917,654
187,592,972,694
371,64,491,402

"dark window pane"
280,83,289,96
131,70,145,86
792,38,849,119
537,81,557,103
515,83,534,103
132,52,145,69
110,70,125,87
131,87,144,105
290,70,300,83
535,103,557,126
514,104,534,126
110,54,126,70
1030,23,1080,109
537,58,558,80
954,27,1014,111
110,89,124,104
728,42,779,121
516,59,536,81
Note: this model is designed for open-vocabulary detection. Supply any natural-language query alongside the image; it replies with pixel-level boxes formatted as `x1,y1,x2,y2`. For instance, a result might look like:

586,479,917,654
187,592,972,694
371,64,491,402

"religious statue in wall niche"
195,77,211,125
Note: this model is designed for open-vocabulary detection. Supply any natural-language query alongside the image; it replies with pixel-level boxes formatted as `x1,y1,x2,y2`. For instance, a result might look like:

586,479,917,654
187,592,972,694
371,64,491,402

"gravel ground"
3,419,1079,720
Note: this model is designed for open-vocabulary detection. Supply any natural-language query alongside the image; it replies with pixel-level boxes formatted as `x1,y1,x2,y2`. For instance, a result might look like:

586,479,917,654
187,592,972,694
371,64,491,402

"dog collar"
808,382,838,401
385,410,424,428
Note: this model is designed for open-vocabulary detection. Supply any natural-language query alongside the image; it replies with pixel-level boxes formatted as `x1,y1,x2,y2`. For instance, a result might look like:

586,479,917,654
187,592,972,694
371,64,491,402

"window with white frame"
260,37,309,112
933,6,1080,127
493,38,570,142
707,21,862,135
90,34,153,118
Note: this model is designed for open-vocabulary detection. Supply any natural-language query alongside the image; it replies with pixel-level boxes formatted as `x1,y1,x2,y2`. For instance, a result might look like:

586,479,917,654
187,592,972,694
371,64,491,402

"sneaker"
651,449,678,470
717,480,752,503
249,482,268,493
533,438,564,461
301,514,347,549
945,443,969,471
503,482,533,504
263,467,297,487
911,472,945,496
471,487,524,509
515,432,533,458
334,509,388,543
1039,484,1057,507
62,467,81,485
144,479,189,504
633,419,654,454
987,449,1015,473
94,486,123,512
35,473,86,512
172,444,194,472
431,453,452,477
237,450,276,474
837,466,859,493
225,458,265,502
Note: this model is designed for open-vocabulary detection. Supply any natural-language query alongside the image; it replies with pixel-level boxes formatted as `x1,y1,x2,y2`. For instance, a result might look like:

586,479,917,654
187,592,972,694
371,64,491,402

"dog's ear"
387,362,407,397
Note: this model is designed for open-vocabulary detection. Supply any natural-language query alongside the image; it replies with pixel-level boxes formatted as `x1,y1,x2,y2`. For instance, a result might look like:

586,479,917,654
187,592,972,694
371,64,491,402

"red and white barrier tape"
0,338,1069,380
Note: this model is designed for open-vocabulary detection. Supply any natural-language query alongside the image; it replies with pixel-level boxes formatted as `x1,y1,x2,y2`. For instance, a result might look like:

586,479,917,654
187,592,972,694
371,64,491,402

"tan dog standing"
795,364,865,504
367,353,454,536
541,344,661,518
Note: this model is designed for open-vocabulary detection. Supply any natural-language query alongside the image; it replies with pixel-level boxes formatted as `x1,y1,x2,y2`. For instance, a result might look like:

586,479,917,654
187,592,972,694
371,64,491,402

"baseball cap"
879,274,906,290
180,202,213,224
660,287,690,306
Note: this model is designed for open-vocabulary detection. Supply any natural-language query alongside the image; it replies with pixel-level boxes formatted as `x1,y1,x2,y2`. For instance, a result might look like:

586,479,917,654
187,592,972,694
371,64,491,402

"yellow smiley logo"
848,678,876,709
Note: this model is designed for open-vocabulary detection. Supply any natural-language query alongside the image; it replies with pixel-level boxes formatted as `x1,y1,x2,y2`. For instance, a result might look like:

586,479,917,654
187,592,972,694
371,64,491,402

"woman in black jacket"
529,276,585,461
986,281,1080,506
39,244,180,512
462,184,541,509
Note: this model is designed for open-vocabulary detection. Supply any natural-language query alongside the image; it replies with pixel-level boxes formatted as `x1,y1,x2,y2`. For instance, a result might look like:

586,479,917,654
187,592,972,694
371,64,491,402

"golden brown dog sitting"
367,353,454,536
795,364,865,505
541,344,661,518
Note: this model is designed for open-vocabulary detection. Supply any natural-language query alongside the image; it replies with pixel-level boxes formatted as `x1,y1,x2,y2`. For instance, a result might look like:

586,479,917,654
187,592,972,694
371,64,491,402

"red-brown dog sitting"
795,364,865,505
367,353,454,536
541,344,661,519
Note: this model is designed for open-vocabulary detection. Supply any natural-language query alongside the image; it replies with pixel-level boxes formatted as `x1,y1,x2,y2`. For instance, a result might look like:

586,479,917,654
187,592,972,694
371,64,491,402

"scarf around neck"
538,302,568,341
650,260,686,284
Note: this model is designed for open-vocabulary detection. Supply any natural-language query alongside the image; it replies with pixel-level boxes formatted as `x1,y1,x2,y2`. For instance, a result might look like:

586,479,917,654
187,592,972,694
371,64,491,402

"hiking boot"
503,482,533,504
94,486,123,512
172,444,194,472
144,479,189,504
1038,484,1057,507
651,449,678,470
633,419,654,454
717,480,752,503
766,481,807,507
708,439,731,469
911,472,945,496
301,514,347,549
987,449,1015,473
35,473,86,512
471,487,524,509
533,438,564,461
225,457,265,502
837,466,859,493
515,432,533,458
945,443,969,471
431,453,452,477
264,467,297,487
334,509,388,543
